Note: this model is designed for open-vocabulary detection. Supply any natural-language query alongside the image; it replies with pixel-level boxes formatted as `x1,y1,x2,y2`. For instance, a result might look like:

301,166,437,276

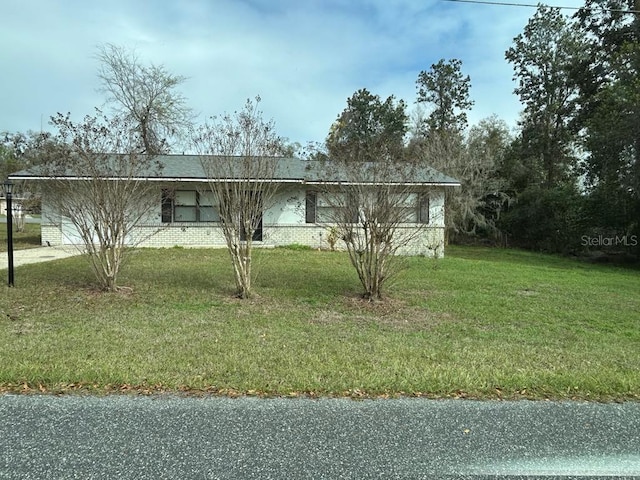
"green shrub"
498,185,586,253
277,243,313,251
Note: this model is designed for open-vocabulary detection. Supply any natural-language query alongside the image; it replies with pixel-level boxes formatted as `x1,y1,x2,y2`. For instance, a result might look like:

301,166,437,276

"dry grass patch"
309,296,454,332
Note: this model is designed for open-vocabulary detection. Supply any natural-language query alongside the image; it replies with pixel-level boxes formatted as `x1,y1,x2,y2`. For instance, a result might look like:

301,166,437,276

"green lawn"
0,245,638,400
0,222,41,251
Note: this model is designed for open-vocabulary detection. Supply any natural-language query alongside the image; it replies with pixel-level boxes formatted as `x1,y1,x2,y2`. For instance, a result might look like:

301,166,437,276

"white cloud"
0,0,586,146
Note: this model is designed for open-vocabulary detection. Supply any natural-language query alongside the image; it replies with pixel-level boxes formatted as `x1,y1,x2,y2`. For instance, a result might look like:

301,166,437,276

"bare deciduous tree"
39,111,163,291
194,97,286,299
412,117,511,243
96,43,193,154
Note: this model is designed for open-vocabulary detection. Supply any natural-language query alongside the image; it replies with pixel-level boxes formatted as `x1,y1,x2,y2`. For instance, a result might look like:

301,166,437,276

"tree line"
327,1,639,259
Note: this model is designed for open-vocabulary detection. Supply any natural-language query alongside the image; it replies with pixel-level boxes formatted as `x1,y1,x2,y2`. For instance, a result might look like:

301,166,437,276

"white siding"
264,187,305,225
40,184,449,257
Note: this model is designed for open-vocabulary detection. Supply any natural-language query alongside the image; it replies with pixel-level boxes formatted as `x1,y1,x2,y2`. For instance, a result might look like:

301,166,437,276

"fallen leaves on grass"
1,382,638,402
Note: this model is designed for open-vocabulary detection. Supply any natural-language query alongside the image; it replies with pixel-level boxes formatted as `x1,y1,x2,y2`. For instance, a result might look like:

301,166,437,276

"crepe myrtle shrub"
311,157,435,301
193,97,287,299
39,110,163,291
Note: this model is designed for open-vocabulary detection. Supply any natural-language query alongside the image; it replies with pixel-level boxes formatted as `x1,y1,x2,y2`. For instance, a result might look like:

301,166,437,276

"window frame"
305,191,317,224
161,189,221,223
305,189,430,224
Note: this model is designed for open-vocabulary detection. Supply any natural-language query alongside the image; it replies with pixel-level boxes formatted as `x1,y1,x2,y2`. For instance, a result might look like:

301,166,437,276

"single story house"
9,155,460,256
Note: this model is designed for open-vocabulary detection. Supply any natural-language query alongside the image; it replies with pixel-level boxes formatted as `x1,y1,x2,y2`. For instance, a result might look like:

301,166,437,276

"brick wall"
133,223,446,257
41,221,445,257
41,223,63,245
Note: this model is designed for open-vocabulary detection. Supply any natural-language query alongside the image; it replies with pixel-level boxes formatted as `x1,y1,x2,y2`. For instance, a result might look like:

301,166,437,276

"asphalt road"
1,396,639,479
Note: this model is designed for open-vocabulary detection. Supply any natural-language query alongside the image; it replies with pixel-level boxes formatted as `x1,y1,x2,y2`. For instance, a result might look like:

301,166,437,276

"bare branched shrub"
313,88,438,300
194,98,286,299
312,158,435,300
39,111,163,291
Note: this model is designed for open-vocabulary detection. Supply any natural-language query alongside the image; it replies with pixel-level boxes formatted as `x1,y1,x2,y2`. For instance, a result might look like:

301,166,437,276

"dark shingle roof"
9,155,460,186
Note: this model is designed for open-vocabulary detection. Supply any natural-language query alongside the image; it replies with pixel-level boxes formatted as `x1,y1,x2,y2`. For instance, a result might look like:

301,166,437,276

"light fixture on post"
4,180,14,287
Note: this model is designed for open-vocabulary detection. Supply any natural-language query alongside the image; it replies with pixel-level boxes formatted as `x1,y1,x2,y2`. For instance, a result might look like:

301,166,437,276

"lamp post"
4,180,14,287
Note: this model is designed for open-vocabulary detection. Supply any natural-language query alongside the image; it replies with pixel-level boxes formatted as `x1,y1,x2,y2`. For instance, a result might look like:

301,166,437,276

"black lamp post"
4,180,14,287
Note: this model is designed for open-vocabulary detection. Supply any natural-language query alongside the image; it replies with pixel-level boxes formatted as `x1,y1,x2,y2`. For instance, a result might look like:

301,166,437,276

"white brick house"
10,156,460,256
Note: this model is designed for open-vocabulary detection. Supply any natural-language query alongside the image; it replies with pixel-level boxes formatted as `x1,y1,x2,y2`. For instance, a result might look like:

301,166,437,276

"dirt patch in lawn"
309,296,455,331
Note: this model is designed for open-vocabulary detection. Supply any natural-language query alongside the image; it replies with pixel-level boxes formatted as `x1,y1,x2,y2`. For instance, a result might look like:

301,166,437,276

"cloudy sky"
1,0,585,146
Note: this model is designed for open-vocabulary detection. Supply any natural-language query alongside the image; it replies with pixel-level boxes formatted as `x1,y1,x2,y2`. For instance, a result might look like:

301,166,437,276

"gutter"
8,176,461,188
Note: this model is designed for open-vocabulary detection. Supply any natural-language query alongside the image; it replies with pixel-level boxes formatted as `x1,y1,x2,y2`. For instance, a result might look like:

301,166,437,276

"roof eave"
8,174,461,187
7,175,304,184
305,181,461,187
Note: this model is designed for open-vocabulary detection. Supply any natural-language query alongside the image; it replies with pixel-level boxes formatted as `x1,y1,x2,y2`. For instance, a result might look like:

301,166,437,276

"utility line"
441,0,640,13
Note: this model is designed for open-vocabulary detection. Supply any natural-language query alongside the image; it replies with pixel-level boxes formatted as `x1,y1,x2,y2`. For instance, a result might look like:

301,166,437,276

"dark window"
240,192,263,241
419,193,429,224
305,191,316,223
241,216,263,241
161,190,173,223
348,192,360,223
161,190,220,223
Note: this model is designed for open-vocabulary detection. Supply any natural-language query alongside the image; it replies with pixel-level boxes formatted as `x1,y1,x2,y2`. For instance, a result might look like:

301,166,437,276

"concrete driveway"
0,245,81,270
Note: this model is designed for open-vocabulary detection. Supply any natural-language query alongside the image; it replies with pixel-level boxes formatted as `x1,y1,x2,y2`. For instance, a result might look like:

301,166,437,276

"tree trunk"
228,241,252,299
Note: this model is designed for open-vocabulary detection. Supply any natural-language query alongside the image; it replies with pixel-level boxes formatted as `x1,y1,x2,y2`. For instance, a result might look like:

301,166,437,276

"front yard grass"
0,245,638,400
0,222,41,251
